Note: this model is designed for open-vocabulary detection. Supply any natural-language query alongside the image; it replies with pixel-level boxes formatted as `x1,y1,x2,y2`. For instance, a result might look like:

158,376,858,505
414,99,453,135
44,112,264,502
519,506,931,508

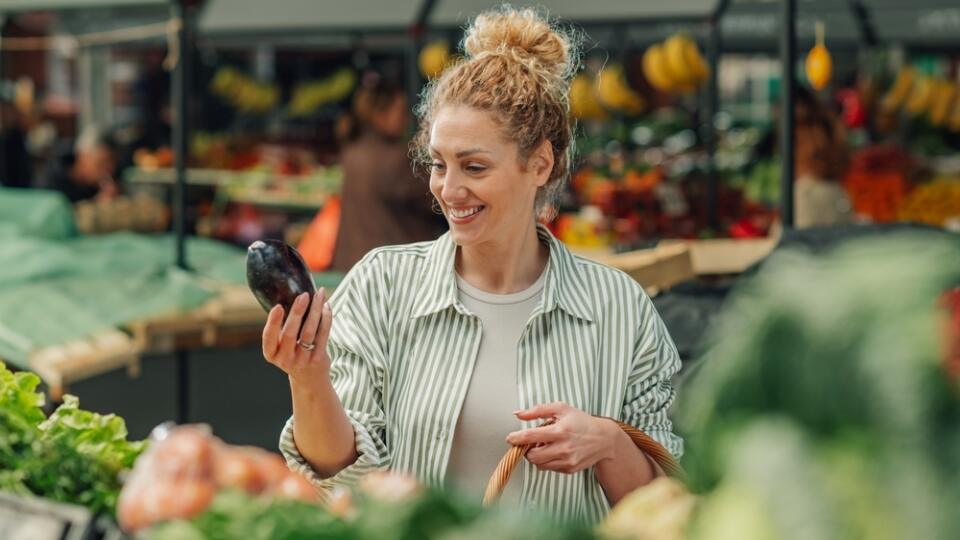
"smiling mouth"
448,206,484,219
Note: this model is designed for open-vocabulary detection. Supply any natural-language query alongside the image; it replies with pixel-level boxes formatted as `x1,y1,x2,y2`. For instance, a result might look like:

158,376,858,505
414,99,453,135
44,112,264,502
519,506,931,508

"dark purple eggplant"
246,240,316,321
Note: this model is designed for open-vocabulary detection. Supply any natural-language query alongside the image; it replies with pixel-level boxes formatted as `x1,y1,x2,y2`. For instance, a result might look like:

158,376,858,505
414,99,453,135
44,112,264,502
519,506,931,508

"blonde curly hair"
412,5,580,220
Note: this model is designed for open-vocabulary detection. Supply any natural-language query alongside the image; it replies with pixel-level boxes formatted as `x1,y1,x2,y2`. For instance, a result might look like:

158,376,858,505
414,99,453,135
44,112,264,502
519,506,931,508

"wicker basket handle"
481,416,683,506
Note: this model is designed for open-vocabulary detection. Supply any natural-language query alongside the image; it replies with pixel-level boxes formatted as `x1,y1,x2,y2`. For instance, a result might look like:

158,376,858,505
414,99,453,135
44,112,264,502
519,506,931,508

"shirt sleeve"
279,252,391,493
622,291,684,460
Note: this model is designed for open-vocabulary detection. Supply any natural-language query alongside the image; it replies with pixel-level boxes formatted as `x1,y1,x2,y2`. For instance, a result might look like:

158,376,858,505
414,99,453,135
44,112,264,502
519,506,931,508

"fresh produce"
642,44,677,93
881,67,916,112
929,79,957,127
210,67,280,115
0,362,144,516
288,69,358,117
643,34,708,95
898,177,960,226
843,145,917,222
598,477,696,540
570,74,608,120
118,424,318,533
419,41,453,80
906,76,935,116
148,469,601,540
246,239,317,318
678,235,960,539
804,22,832,90
596,64,645,115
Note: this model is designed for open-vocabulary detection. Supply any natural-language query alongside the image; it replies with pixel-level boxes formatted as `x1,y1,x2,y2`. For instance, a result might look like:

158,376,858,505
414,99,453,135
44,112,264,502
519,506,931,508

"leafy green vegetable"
677,234,960,539
0,362,145,515
147,487,600,540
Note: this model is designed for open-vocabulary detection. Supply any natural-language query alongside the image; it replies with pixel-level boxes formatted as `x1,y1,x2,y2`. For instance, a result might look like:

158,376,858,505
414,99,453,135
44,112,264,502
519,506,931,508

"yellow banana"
929,80,956,127
643,44,677,93
663,34,696,87
683,38,709,84
906,76,934,116
948,89,960,132
881,67,916,112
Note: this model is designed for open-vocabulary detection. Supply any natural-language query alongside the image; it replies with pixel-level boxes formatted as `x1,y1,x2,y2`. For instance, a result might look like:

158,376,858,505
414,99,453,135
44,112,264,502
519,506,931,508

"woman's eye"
465,165,486,173
430,162,446,172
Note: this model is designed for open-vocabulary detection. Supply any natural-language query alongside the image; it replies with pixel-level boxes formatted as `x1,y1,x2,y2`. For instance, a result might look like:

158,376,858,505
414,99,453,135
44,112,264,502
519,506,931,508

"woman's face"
428,105,551,248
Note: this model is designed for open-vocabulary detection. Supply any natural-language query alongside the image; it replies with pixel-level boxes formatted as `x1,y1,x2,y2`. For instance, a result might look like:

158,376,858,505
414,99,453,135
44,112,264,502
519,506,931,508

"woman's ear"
531,139,554,188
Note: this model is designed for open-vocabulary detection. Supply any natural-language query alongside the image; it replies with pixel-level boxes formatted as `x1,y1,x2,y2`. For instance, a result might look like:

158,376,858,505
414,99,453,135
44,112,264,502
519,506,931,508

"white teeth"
450,207,482,219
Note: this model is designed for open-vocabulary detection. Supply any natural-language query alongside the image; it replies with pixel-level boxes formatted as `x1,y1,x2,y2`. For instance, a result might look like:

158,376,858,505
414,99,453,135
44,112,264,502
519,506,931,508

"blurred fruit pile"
898,176,960,227
843,145,916,222
210,67,280,115
642,33,709,95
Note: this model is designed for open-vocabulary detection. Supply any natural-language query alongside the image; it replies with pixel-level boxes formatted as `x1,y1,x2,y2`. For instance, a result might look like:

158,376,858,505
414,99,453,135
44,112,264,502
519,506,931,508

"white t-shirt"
445,265,548,505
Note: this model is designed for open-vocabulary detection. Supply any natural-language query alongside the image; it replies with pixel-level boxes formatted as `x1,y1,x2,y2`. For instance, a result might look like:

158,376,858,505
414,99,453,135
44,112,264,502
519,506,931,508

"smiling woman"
266,5,684,525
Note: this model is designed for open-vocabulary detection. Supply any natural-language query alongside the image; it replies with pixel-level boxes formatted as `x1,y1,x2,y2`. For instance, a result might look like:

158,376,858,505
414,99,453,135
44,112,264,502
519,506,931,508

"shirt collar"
410,224,594,322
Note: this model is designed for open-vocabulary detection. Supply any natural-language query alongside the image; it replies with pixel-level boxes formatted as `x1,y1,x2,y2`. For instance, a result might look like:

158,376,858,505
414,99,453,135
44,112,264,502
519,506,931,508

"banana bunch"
288,69,358,117
929,79,957,127
210,67,280,114
880,67,916,112
569,73,608,120
419,41,454,80
596,64,645,115
642,33,709,95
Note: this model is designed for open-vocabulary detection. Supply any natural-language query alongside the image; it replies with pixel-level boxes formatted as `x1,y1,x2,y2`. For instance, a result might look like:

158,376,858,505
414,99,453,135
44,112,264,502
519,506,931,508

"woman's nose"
440,171,468,202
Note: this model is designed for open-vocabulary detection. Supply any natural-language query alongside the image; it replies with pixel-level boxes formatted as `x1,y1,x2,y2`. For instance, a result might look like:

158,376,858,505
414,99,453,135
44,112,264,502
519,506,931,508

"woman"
330,74,444,272
264,7,682,524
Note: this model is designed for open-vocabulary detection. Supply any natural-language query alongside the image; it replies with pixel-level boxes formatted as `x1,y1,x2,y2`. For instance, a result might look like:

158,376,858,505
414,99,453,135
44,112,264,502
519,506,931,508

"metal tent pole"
780,0,796,228
171,0,195,424
704,0,730,232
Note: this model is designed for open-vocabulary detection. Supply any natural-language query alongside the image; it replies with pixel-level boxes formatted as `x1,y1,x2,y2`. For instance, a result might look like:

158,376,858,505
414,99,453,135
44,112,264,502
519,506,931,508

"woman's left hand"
506,402,617,475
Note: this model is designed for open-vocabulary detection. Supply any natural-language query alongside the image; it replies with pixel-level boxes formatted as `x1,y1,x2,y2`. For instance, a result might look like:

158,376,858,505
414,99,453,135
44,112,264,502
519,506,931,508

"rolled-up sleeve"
279,252,391,493
622,292,684,460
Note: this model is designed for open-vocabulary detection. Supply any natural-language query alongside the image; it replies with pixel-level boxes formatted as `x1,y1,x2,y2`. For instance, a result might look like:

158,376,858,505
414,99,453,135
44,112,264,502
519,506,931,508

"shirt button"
436,430,448,442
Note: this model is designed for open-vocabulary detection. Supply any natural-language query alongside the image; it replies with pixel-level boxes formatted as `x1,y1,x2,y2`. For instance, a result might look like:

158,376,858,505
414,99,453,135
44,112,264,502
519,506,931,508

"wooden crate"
577,243,695,295
28,329,139,400
661,238,777,276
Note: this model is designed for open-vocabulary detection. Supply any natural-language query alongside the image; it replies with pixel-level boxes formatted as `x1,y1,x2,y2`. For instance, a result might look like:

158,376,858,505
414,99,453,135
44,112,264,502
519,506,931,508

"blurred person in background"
329,73,445,272
792,86,854,229
39,126,120,203
0,100,32,188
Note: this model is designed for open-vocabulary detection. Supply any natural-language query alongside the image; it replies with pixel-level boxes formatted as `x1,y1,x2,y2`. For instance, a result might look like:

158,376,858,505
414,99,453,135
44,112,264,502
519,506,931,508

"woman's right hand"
262,289,334,382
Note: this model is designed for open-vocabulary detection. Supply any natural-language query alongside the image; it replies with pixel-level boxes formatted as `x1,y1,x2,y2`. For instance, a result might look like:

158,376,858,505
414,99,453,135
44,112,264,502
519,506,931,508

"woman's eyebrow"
455,148,491,158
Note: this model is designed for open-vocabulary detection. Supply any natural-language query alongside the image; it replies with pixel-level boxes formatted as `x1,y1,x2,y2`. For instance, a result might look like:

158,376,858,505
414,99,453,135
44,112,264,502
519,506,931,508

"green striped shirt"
280,225,683,524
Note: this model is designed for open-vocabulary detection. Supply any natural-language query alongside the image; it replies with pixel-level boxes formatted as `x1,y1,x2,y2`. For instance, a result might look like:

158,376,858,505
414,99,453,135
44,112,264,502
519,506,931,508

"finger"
279,293,311,351
316,302,334,348
513,401,569,421
525,444,566,466
506,425,565,447
298,290,326,345
261,305,285,360
534,459,577,474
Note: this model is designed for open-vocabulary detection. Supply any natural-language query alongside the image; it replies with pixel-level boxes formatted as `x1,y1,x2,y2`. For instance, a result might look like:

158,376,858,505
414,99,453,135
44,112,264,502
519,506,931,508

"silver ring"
297,339,316,351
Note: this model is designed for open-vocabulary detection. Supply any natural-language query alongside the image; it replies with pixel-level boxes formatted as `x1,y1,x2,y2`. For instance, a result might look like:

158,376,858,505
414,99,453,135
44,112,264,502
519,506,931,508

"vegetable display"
0,362,145,516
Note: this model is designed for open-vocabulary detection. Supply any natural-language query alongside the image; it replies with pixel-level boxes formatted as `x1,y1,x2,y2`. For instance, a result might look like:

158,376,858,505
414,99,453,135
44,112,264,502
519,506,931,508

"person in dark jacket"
40,127,119,203
0,102,32,188
330,74,445,272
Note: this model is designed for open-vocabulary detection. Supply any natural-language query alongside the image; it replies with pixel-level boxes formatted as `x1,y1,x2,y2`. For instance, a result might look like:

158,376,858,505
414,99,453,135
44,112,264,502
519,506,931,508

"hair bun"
462,6,573,79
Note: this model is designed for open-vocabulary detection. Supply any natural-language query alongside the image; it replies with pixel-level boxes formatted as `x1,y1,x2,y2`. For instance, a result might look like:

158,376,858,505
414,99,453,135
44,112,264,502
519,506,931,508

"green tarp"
0,188,343,368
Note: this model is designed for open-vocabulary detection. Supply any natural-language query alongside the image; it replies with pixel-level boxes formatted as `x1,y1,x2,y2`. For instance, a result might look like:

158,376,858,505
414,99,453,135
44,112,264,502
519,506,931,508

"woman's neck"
455,221,549,294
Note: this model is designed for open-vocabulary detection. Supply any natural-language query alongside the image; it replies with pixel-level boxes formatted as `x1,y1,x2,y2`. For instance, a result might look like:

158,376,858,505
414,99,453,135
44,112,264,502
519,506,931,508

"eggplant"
246,240,316,320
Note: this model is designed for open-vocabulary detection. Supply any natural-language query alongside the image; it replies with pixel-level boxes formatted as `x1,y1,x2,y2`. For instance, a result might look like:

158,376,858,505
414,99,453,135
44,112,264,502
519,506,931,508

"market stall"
2,1,960,538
